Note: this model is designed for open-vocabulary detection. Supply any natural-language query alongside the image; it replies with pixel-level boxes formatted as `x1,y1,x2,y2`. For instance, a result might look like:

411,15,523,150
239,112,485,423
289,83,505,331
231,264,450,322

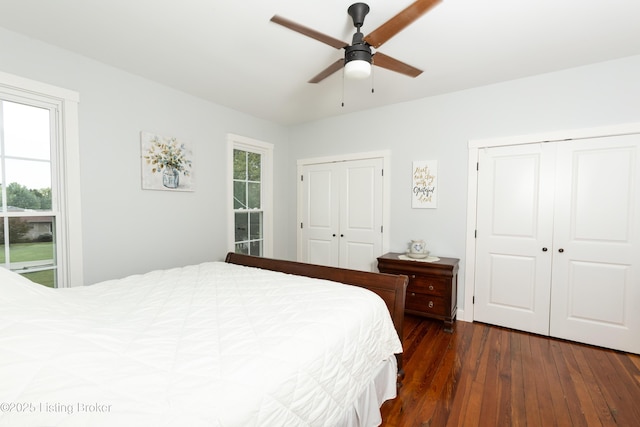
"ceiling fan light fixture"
344,59,371,79
344,43,372,79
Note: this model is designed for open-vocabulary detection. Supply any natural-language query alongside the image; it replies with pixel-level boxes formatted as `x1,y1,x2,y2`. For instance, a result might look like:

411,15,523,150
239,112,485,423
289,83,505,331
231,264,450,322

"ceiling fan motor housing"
345,42,372,65
346,4,372,67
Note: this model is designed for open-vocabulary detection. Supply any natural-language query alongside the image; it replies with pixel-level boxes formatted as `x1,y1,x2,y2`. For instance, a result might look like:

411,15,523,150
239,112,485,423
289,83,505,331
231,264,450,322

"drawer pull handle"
411,274,416,279
411,292,416,297
428,301,434,308
428,285,434,291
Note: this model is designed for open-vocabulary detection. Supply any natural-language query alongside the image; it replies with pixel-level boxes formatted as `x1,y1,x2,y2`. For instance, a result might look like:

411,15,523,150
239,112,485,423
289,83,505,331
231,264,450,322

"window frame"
0,71,83,287
227,133,273,258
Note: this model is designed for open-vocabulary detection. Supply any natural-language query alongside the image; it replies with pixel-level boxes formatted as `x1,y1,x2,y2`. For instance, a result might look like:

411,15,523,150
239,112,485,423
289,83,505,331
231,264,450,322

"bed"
0,253,407,427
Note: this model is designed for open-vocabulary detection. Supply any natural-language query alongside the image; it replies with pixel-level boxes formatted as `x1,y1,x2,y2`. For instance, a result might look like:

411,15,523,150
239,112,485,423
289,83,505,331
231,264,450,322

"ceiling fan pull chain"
341,68,346,107
371,63,375,93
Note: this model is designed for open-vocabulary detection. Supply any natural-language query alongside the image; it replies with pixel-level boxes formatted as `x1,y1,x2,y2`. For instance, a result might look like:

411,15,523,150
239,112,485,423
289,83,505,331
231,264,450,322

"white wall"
0,27,292,284
288,54,640,314
3,21,639,304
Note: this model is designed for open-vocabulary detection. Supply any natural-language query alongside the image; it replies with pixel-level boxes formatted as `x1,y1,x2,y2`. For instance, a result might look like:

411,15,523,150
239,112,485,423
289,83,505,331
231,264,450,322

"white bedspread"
0,262,402,426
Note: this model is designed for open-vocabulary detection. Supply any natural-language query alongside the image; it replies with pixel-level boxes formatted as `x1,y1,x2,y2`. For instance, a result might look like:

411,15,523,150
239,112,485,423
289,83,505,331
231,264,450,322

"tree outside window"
0,71,82,288
0,100,57,286
233,149,263,256
228,134,273,258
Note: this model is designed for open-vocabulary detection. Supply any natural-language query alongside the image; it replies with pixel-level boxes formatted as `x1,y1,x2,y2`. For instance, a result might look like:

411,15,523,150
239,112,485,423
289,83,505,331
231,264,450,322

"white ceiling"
1,0,640,126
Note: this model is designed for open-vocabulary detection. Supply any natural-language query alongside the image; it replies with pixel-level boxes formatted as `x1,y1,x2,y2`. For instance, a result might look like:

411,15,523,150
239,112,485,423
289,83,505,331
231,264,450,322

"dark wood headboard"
224,253,408,378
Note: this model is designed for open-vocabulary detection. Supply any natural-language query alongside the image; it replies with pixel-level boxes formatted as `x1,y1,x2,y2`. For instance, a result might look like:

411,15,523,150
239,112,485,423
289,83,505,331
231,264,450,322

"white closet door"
300,163,340,267
300,158,383,271
474,144,556,334
339,158,383,272
550,134,640,354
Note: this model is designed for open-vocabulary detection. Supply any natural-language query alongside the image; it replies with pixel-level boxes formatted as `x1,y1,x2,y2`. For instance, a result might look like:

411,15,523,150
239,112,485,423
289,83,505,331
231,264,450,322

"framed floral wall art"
412,160,437,208
141,131,194,191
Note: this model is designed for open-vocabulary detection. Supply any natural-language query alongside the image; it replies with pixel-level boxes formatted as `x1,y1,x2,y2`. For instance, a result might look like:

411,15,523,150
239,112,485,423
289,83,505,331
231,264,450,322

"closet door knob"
558,248,564,253
542,247,548,252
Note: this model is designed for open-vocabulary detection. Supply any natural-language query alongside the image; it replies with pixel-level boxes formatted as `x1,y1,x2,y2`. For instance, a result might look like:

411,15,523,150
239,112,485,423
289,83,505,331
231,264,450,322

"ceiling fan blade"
271,15,349,49
309,59,345,83
364,0,441,49
372,52,423,78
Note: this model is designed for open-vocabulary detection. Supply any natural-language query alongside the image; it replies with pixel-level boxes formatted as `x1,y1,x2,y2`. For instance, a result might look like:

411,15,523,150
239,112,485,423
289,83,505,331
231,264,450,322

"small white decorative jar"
407,239,430,259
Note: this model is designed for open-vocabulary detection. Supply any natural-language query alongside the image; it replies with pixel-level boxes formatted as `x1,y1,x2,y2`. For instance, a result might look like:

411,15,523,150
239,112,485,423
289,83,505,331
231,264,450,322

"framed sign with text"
412,160,437,208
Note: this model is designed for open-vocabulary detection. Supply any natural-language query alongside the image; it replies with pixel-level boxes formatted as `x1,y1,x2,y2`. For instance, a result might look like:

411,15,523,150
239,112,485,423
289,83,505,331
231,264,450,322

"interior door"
300,158,383,271
338,158,384,271
300,163,340,267
550,134,640,354
474,143,556,334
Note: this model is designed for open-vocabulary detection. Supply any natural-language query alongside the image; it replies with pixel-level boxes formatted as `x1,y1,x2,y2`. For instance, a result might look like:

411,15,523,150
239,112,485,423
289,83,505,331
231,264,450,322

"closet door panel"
474,144,555,334
300,164,340,267
551,135,640,354
300,157,384,272
339,158,383,272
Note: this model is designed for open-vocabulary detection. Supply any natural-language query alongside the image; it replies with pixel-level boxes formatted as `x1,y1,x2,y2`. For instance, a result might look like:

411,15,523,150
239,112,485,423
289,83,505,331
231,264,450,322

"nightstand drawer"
377,252,459,332
408,276,449,295
406,292,446,316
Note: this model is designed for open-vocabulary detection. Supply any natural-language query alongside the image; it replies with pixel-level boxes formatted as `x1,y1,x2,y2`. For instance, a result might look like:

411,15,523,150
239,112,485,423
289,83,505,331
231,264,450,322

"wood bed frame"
225,252,408,381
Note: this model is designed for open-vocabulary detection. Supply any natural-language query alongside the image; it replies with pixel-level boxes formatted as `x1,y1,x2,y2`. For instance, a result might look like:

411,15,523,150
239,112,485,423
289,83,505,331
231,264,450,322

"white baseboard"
456,308,470,323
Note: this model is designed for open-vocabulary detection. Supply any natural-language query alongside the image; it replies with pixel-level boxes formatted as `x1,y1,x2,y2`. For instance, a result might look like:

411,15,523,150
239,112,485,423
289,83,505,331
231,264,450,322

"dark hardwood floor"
381,315,640,426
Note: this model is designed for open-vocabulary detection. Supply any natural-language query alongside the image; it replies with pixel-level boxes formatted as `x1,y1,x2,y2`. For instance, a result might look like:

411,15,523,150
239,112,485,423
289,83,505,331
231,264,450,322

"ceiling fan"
270,0,441,83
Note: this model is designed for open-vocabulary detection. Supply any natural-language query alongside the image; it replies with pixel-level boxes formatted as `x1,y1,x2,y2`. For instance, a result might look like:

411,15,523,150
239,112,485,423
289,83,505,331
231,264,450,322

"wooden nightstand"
377,252,459,332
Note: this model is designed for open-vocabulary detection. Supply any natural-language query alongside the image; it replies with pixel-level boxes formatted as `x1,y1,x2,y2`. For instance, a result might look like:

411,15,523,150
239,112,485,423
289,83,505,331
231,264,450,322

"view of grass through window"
1,100,56,287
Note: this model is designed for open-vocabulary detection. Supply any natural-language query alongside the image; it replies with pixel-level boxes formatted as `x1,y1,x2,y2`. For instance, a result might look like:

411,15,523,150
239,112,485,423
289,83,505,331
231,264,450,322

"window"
0,71,82,287
228,134,273,257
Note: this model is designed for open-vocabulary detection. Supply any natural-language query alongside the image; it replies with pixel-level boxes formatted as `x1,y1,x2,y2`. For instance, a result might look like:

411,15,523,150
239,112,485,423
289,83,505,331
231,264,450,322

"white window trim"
226,133,273,257
0,71,83,287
